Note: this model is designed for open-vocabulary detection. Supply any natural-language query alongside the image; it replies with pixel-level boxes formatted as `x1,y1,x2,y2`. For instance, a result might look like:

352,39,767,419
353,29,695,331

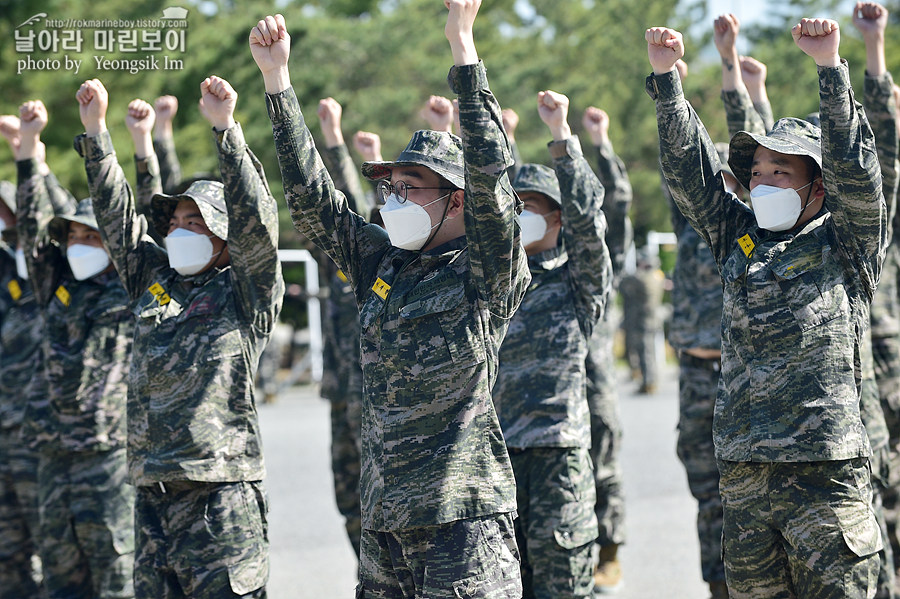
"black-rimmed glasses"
376,180,456,204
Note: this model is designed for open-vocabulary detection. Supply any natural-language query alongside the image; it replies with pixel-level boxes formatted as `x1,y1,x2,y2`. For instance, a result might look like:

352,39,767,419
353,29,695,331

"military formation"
1,0,900,598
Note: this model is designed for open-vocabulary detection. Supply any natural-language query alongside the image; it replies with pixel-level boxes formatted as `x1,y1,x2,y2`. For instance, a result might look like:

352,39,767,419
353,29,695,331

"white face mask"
749,181,813,232
15,247,28,281
66,243,110,281
166,228,220,276
379,193,449,251
517,210,548,247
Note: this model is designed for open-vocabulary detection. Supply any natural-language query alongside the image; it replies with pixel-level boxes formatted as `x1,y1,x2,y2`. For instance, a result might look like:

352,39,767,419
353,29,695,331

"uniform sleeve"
153,135,182,194
508,138,523,181
819,61,887,297
863,71,899,240
43,171,78,217
550,136,612,338
214,123,284,334
591,140,633,278
648,70,754,267
266,87,389,302
320,143,373,220
721,87,768,138
449,60,530,317
754,99,776,134
77,131,164,301
15,159,66,306
134,153,163,218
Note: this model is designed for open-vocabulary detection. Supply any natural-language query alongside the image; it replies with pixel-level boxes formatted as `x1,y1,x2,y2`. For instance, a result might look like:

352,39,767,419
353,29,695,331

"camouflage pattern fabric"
675,353,725,584
153,135,182,195
38,448,134,599
78,123,282,596
721,87,771,139
509,447,596,599
586,139,633,548
134,153,165,244
496,140,612,450
618,268,663,389
134,481,268,598
0,426,40,598
649,60,885,595
718,459,880,599
266,60,529,534
319,142,368,558
358,513,521,599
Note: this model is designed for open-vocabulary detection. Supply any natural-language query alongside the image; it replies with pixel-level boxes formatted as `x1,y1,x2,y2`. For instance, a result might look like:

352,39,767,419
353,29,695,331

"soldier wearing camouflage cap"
647,20,885,597
75,75,283,598
493,89,612,599
252,4,528,596
15,99,135,598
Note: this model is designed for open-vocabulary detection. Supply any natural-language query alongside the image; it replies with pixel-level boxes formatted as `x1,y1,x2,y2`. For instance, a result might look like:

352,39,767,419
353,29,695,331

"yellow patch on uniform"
372,277,390,300
738,234,755,258
55,285,71,307
148,282,171,305
336,269,348,283
7,280,21,302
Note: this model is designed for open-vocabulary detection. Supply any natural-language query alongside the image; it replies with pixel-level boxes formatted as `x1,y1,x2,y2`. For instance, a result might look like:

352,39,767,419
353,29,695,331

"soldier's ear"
447,189,464,218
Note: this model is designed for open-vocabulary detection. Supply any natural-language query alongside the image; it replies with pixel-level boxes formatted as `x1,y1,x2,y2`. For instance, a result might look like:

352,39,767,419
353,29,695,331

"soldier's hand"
353,131,383,162
76,79,109,136
154,95,178,124
582,106,609,146
501,108,519,141
199,76,237,131
19,100,48,137
792,18,841,67
420,96,454,133
537,90,571,142
0,116,21,160
250,14,291,93
713,13,740,58
739,56,767,87
445,0,481,66
646,27,685,75
126,99,155,136
852,2,888,43
317,98,344,148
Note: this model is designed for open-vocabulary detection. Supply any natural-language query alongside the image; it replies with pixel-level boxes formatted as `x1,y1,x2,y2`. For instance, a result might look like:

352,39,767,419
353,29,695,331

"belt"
680,351,721,372
139,480,217,496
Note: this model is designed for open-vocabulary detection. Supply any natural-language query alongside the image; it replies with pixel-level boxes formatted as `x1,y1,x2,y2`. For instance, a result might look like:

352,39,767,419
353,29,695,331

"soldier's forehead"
752,147,799,166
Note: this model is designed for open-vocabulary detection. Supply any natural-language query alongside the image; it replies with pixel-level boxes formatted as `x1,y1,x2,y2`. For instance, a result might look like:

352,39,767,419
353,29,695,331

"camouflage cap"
729,117,822,190
49,197,99,243
0,180,15,214
150,180,227,240
361,130,465,189
512,163,561,208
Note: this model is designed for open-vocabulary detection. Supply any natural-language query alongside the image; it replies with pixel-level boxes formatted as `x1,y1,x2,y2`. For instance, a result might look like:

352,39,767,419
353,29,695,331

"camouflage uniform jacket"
866,72,900,339
266,61,530,531
153,135,182,195
495,136,611,448
77,124,284,485
16,158,132,455
590,140,633,281
721,87,772,137
319,143,367,403
648,63,887,462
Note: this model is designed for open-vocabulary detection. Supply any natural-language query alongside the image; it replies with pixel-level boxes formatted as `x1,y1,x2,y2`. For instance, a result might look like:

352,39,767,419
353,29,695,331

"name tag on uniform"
336,269,348,283
55,285,71,307
148,282,171,306
372,277,390,300
7,280,21,302
738,234,755,258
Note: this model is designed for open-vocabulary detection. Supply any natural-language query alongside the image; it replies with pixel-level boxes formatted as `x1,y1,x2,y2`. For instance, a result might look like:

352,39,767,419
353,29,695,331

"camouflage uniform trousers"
134,481,268,599
718,458,882,599
0,427,41,598
358,513,522,599
623,325,656,388
509,447,598,599
675,352,725,584
873,333,900,587
586,308,626,547
38,447,134,599
330,392,363,558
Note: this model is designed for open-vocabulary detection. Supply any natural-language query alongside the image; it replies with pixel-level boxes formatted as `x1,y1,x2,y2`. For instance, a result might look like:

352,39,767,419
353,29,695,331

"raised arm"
539,90,611,336
76,78,162,300
446,0,527,316
125,98,163,219
318,97,370,218
200,75,284,328
420,95,456,134
794,17,885,290
152,95,182,194
715,15,767,137
741,57,775,133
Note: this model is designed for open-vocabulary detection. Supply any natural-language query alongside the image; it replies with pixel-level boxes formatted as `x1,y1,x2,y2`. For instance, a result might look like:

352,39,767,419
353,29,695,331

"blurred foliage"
1,0,899,301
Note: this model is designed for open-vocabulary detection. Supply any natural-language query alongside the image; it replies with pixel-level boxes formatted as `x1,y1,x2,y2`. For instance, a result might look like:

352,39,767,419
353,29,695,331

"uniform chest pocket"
771,245,847,332
398,283,486,369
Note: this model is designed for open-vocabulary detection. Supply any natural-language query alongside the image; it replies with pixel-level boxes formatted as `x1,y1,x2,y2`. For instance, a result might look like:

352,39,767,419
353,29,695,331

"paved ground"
260,362,712,598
